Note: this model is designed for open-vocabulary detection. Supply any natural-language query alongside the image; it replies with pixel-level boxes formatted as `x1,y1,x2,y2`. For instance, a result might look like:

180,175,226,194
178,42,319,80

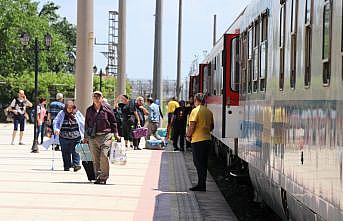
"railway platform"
0,123,238,221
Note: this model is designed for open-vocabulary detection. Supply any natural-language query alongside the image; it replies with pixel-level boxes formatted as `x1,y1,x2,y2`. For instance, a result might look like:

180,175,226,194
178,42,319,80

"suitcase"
157,128,167,138
82,161,96,181
132,127,148,139
145,140,164,150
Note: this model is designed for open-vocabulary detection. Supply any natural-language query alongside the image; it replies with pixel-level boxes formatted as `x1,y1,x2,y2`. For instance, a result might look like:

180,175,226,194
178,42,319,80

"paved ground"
0,123,237,221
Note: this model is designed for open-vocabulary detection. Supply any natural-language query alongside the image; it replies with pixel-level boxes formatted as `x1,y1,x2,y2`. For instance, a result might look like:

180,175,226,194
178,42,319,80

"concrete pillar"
176,0,182,99
75,0,94,115
153,0,163,101
117,0,127,96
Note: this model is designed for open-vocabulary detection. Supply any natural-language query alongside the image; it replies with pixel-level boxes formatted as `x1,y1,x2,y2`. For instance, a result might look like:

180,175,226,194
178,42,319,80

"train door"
223,33,242,138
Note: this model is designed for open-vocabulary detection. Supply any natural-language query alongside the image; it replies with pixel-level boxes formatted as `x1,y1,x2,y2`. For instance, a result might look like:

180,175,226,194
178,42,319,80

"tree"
0,0,76,76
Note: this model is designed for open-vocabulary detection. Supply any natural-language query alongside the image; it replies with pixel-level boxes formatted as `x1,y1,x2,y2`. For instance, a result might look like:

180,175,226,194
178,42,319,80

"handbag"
132,127,148,139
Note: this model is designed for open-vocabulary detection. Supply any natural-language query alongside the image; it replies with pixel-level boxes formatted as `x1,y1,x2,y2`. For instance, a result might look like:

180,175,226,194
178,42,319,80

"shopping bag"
110,142,127,165
75,143,93,161
132,127,148,139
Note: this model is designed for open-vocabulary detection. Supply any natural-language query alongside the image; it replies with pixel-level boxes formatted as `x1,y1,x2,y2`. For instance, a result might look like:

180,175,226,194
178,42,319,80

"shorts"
13,114,25,131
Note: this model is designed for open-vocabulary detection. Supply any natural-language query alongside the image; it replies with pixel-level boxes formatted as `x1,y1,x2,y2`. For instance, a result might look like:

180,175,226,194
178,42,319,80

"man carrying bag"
84,91,120,185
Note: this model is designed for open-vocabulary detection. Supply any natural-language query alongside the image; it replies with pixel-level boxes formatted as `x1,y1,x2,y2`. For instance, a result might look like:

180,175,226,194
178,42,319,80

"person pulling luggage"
146,96,162,141
53,100,84,172
84,91,120,184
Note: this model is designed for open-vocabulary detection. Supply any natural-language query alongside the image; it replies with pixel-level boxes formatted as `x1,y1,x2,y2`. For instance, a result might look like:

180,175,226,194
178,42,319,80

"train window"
240,33,248,94
322,0,332,86
279,3,286,91
231,38,240,92
261,14,268,41
305,0,312,25
260,42,267,91
253,47,259,93
248,28,253,93
304,26,312,87
290,0,298,89
254,20,260,47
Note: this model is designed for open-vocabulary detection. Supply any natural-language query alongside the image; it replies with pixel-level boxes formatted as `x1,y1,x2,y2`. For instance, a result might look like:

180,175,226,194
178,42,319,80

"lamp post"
20,32,52,153
99,68,103,92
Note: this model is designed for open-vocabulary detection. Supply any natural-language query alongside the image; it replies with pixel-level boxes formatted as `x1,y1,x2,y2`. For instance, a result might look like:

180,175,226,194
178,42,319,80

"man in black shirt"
171,100,189,151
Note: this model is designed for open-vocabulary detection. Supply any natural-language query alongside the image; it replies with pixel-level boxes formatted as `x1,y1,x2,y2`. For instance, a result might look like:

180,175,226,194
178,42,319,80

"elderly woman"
53,100,85,172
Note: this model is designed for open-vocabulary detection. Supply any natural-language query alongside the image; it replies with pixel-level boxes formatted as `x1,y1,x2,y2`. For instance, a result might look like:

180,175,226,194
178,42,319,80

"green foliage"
0,0,76,76
0,72,132,106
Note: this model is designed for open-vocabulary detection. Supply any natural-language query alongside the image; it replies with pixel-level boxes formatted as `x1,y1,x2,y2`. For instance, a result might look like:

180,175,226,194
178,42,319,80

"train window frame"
240,32,248,95
304,25,312,88
279,3,286,91
290,0,298,89
304,0,313,88
260,41,267,92
322,0,332,86
231,37,240,92
305,0,312,25
253,47,259,93
248,27,253,94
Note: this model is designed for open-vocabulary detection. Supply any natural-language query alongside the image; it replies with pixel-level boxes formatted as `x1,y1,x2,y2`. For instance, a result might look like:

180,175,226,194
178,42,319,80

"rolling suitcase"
75,143,96,181
145,139,164,150
82,161,96,181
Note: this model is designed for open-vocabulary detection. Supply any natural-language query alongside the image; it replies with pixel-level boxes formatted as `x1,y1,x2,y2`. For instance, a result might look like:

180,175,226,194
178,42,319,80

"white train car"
190,0,343,220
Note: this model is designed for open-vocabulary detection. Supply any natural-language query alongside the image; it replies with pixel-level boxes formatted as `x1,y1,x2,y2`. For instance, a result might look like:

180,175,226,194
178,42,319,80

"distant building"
128,79,177,102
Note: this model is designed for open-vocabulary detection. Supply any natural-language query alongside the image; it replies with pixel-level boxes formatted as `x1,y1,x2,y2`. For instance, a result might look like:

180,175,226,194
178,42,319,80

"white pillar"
117,0,127,96
75,0,94,115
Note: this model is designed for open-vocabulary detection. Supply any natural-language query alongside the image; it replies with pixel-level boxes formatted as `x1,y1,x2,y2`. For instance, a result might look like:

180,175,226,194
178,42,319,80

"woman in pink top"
37,98,47,144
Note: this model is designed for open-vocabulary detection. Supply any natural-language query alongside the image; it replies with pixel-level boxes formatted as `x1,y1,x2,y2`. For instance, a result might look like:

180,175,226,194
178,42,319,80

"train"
188,0,343,220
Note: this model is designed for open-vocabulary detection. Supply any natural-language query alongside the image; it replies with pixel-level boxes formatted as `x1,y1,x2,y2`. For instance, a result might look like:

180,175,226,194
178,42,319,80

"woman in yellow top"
186,93,214,192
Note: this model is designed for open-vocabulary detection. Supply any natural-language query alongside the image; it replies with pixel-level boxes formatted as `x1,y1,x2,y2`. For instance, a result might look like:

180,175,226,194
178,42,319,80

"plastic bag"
110,142,127,165
75,143,93,161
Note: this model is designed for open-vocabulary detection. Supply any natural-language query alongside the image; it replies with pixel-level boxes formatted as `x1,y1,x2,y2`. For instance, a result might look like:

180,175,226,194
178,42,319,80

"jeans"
36,123,45,144
59,137,81,170
191,140,210,187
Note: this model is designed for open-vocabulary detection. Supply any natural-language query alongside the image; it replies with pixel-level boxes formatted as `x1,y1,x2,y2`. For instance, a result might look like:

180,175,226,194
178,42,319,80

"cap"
93,91,103,97
56,93,63,100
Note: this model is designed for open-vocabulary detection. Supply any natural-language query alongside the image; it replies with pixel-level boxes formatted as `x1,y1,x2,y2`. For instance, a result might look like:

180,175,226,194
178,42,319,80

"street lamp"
20,32,52,153
93,65,98,74
68,51,76,73
99,68,103,92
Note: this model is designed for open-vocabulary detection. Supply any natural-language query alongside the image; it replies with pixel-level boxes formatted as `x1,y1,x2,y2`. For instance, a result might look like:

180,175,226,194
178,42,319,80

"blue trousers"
59,137,81,170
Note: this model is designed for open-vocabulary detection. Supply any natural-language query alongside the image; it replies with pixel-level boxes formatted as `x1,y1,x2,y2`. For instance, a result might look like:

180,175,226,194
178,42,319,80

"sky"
39,0,250,80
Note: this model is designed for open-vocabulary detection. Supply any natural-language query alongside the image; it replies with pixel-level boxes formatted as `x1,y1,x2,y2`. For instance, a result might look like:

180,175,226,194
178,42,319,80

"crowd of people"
8,90,214,191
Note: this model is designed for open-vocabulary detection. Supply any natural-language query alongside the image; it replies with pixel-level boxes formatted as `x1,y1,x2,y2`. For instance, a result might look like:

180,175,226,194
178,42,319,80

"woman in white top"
10,90,32,145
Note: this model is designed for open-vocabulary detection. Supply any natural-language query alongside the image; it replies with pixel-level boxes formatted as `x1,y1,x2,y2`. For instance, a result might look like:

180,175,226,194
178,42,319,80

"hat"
93,91,103,97
56,93,63,100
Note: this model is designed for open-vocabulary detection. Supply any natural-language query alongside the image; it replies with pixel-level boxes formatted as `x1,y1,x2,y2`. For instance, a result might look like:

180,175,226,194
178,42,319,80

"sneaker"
11,141,14,145
64,168,70,171
19,142,24,145
73,165,81,172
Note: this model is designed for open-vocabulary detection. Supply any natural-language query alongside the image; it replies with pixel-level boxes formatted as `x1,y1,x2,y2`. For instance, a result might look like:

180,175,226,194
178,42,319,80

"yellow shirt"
189,105,214,143
167,100,179,113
